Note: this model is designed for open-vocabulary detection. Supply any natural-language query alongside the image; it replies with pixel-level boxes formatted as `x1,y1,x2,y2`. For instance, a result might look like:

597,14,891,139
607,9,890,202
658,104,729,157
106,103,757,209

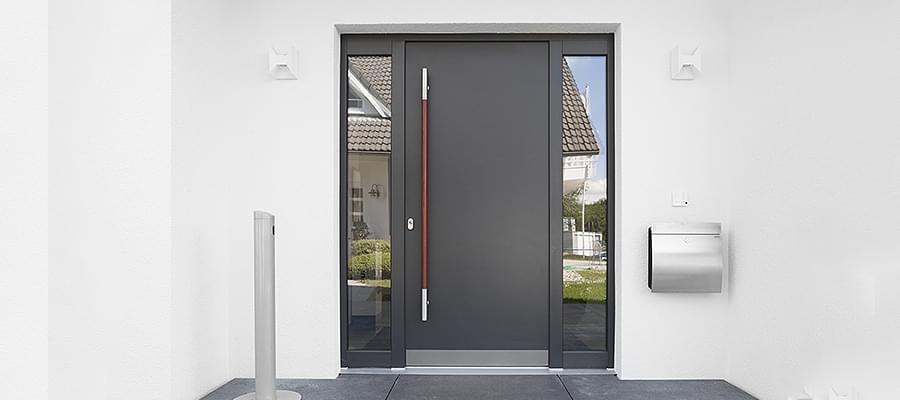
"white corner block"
269,47,299,80
670,46,702,80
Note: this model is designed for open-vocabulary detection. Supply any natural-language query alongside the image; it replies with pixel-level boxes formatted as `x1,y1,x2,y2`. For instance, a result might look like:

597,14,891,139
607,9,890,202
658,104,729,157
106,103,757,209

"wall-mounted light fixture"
268,46,299,80
670,46,702,80
368,184,383,198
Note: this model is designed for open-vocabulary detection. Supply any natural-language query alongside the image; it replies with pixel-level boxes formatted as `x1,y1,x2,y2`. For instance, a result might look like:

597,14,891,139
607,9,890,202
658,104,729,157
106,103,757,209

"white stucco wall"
725,1,900,399
349,154,391,241
172,0,233,397
0,1,48,398
49,0,173,398
169,0,733,383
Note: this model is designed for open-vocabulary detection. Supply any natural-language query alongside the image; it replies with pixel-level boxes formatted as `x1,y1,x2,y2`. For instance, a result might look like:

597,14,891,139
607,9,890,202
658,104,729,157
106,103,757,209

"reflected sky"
565,56,607,202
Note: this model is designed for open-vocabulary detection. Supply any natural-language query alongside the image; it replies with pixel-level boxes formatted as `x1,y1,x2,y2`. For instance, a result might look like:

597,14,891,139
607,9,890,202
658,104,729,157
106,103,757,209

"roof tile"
562,58,600,155
348,115,391,152
349,56,392,107
346,57,600,156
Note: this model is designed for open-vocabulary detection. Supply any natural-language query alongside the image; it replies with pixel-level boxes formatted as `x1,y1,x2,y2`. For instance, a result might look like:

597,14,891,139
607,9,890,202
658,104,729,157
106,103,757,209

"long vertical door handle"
421,67,429,322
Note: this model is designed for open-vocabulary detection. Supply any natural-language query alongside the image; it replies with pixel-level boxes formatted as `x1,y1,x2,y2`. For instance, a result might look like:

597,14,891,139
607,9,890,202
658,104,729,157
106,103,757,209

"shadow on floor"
202,374,756,400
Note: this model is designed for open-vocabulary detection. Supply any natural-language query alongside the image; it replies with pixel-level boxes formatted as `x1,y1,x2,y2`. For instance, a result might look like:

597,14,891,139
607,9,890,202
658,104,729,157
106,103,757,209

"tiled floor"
202,374,756,400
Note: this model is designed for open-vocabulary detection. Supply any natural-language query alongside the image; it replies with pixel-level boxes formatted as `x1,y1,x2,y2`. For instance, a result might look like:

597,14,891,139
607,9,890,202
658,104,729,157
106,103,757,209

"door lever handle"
421,67,429,322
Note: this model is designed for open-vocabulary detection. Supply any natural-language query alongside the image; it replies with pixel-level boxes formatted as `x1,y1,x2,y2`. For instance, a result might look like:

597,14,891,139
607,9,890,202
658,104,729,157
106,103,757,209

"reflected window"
562,56,608,351
347,56,392,351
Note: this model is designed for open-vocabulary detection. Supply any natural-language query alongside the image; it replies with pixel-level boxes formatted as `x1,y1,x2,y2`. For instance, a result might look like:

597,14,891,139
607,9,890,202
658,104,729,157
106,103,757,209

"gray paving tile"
561,375,756,400
201,375,398,400
387,375,570,400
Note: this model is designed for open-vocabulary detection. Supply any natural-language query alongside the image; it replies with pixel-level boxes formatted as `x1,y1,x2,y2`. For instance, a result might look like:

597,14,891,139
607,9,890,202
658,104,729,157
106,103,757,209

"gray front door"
404,41,550,366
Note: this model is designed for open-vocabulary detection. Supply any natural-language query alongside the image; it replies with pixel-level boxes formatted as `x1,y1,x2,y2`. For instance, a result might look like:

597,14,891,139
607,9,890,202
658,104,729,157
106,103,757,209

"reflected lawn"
563,270,607,304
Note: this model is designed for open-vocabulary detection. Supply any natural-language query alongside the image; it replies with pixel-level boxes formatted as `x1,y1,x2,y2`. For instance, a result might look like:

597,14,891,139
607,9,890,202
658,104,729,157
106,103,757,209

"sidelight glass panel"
562,56,608,351
346,56,392,351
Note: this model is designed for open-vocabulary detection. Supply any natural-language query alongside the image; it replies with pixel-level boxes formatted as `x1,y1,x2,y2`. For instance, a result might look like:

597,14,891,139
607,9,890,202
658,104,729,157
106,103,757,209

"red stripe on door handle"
421,67,429,322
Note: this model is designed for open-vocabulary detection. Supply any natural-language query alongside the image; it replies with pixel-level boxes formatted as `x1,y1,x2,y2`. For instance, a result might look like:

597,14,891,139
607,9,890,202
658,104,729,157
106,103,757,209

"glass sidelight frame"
339,34,615,369
553,39,615,369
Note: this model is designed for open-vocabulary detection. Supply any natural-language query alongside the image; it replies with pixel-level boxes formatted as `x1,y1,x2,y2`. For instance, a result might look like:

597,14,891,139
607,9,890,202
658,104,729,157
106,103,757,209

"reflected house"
561,59,603,257
347,56,393,349
348,56,392,243
347,57,601,257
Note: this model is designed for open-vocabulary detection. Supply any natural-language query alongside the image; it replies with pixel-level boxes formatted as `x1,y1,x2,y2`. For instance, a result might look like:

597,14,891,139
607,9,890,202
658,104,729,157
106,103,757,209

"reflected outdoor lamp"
368,184,383,198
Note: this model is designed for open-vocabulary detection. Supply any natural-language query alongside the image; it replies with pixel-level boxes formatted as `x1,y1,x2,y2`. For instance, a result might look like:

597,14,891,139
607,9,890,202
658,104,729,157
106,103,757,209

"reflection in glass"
347,56,391,350
562,56,608,351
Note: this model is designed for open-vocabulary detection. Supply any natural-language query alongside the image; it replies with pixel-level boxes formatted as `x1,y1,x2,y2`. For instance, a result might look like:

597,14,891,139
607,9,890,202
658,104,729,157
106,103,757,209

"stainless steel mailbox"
649,222,723,293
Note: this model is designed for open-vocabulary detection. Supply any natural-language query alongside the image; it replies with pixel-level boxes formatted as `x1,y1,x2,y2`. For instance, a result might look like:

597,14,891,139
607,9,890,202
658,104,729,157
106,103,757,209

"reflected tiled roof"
348,116,391,152
349,56,392,107
347,57,600,155
562,58,600,155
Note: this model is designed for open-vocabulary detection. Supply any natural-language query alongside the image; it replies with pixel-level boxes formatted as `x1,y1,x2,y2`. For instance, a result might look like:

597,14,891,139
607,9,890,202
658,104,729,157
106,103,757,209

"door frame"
339,33,615,369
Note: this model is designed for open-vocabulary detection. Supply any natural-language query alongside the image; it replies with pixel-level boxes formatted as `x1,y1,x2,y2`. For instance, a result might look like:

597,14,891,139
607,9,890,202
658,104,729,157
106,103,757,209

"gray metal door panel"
404,42,550,355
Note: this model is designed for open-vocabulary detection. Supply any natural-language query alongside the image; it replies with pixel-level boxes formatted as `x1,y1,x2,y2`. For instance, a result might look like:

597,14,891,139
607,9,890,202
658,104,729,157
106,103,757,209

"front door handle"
421,67,429,322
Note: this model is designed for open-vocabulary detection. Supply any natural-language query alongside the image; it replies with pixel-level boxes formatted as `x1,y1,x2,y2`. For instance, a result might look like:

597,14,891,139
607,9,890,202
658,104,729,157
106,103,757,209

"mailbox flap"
651,222,721,236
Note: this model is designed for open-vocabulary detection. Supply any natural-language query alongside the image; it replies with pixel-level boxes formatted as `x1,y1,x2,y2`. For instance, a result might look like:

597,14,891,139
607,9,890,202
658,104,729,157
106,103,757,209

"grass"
564,283,607,304
576,269,606,281
563,254,601,261
563,270,607,304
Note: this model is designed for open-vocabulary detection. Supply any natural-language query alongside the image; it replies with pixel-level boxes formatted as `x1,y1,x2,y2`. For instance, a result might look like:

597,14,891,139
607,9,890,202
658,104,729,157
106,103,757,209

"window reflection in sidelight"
562,56,608,351
347,56,392,351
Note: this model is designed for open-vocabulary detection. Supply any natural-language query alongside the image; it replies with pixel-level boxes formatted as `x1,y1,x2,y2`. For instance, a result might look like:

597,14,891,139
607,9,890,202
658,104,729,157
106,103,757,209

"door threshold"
340,367,616,376
406,349,548,367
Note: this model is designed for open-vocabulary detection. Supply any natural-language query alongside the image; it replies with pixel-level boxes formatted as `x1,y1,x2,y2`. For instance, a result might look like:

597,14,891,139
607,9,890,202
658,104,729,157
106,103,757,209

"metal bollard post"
234,211,301,400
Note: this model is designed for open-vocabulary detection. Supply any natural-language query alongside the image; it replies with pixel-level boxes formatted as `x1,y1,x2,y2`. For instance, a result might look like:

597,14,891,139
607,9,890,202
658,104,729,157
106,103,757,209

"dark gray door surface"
404,42,550,366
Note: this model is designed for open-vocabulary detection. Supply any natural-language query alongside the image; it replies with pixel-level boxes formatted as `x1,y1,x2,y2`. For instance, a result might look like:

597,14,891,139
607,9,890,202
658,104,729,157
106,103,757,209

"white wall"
725,1,900,399
49,0,173,398
613,5,733,379
349,154,391,240
0,0,48,397
172,0,233,397
169,0,735,382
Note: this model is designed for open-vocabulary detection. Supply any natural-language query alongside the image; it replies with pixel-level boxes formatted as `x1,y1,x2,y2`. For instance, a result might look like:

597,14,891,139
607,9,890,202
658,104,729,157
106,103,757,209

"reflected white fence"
564,231,603,257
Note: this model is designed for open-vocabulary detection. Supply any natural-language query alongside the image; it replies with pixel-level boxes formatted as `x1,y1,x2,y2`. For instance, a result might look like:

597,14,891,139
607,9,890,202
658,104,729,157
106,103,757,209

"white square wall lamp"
670,45,702,80
269,46,299,80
